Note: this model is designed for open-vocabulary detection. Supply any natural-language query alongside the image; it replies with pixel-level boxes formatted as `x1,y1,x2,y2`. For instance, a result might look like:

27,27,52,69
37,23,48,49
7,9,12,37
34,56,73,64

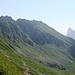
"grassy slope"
22,56,75,75
0,36,24,75
0,36,75,75
0,16,74,66
0,50,74,75
16,19,75,65
0,17,75,75
0,52,23,75
31,20,73,45
17,43,74,65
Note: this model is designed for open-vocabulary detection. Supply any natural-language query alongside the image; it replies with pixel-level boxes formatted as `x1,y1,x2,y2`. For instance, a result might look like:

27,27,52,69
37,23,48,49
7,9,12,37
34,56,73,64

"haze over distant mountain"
67,28,75,40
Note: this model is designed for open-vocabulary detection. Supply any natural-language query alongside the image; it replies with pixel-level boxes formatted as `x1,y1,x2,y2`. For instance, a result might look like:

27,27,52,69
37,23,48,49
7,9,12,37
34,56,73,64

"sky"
0,0,75,35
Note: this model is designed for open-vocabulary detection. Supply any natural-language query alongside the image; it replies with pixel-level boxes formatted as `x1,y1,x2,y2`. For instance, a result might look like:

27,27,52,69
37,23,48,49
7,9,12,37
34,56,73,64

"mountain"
67,28,75,40
0,16,75,75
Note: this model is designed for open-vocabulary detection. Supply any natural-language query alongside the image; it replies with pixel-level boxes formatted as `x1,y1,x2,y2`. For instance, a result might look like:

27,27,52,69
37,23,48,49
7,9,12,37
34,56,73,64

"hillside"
0,16,75,75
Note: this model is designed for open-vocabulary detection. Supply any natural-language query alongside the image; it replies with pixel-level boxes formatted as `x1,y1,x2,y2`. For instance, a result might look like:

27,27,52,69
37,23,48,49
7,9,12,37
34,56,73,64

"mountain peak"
67,27,75,40
0,15,12,19
68,27,72,30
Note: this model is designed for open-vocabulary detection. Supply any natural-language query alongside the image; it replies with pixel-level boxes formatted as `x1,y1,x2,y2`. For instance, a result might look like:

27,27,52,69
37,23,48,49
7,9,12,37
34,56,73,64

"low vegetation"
0,16,75,75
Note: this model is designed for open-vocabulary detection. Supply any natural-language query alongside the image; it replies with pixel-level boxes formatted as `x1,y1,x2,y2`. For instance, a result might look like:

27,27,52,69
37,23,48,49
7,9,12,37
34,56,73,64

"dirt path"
22,61,31,75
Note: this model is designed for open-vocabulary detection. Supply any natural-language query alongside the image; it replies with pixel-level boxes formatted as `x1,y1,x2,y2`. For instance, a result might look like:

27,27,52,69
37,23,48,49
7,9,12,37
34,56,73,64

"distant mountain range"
0,16,75,75
67,28,75,40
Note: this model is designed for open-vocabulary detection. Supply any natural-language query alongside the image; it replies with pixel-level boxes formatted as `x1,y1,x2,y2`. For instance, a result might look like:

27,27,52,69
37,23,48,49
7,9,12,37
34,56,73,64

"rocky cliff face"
67,28,75,40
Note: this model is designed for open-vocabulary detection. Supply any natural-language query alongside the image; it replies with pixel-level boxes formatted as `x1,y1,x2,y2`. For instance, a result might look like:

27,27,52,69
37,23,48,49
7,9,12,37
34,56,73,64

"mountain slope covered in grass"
0,35,75,75
0,16,75,75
